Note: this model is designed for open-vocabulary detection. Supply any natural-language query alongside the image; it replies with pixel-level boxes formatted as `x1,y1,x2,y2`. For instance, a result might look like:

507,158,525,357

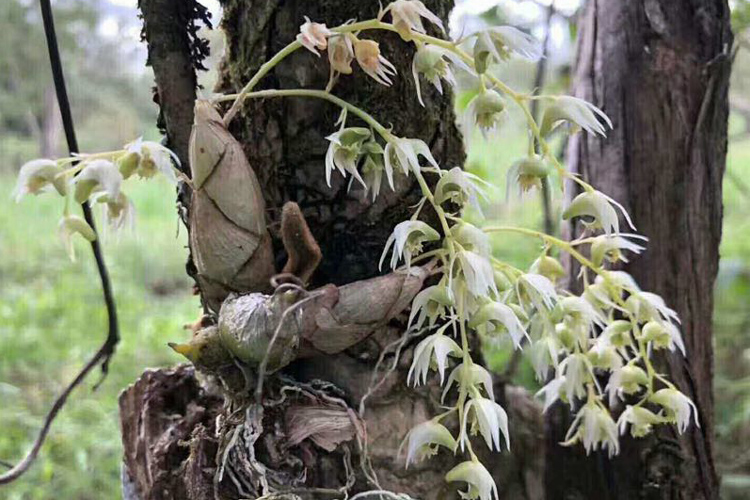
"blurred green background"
0,0,749,498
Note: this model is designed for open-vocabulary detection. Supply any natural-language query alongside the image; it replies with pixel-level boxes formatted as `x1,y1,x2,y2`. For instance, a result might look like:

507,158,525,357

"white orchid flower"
384,0,445,41
519,273,558,310
74,159,123,204
354,39,397,86
401,419,457,467
13,159,67,201
407,333,462,385
563,189,636,235
411,44,468,106
459,396,510,452
469,301,528,348
380,220,441,270
506,156,550,196
445,460,498,500
557,353,592,402
539,95,612,137
125,137,179,182
456,250,498,297
442,362,495,403
536,376,567,412
590,233,648,267
649,388,699,433
296,16,331,56
408,284,453,330
617,405,665,438
605,364,648,406
473,26,542,73
384,136,439,183
324,127,370,187
564,401,620,457
434,167,489,212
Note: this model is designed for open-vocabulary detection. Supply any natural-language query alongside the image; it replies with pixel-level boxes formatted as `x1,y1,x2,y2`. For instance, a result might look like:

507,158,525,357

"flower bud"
58,215,97,261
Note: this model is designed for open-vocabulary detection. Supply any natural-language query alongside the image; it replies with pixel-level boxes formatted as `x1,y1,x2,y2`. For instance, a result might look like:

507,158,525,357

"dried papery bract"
188,100,275,311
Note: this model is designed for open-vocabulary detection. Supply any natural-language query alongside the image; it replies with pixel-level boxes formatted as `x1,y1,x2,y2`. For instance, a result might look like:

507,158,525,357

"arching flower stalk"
13,3,700,496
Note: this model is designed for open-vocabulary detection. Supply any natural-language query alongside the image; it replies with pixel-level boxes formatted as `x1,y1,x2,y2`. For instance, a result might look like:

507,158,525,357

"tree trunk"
548,1,733,499
120,1,545,499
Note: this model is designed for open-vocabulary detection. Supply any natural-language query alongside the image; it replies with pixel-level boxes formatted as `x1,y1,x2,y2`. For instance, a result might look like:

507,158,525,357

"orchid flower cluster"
13,138,178,259
12,2,698,498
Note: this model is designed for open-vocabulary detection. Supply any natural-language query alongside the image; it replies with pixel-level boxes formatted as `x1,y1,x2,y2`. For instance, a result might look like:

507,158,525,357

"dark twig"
0,0,119,485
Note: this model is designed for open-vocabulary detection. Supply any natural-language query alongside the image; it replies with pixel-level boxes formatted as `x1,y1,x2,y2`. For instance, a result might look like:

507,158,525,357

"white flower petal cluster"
464,89,507,136
540,95,612,137
445,461,498,500
354,39,397,86
384,0,445,41
563,189,635,235
442,362,495,403
380,220,440,269
297,17,331,56
434,167,489,212
473,26,542,73
384,136,440,181
617,405,664,438
564,401,620,457
469,301,528,348
325,127,371,187
407,332,461,385
590,233,647,266
402,420,457,467
411,44,470,107
74,159,123,204
124,137,179,182
649,388,699,433
409,283,453,330
13,159,66,202
519,273,558,311
460,396,510,452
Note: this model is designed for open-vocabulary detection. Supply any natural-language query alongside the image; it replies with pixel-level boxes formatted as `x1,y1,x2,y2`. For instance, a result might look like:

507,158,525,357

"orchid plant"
13,1,698,498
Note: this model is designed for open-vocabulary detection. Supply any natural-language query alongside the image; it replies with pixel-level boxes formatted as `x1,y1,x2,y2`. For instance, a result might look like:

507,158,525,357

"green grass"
0,175,200,499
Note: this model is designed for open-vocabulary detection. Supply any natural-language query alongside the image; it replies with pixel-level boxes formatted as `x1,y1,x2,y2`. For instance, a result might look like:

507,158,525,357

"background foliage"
0,0,748,498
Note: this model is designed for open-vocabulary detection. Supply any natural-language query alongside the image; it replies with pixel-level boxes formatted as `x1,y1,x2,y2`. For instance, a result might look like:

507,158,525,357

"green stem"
221,19,384,126
216,88,391,138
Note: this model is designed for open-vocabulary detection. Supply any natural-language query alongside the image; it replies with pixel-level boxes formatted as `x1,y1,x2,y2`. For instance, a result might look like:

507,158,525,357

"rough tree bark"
119,1,544,499
549,1,733,499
